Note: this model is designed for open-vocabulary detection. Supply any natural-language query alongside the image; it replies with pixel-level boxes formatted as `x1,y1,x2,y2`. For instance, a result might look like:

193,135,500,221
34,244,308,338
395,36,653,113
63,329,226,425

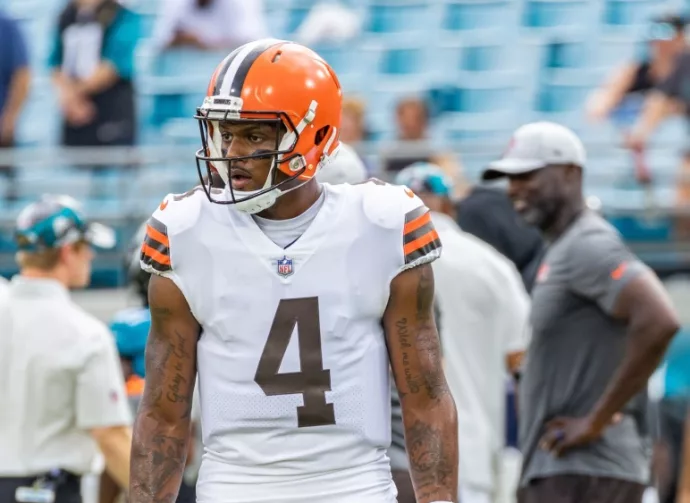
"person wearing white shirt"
396,163,532,503
152,0,267,51
0,195,132,503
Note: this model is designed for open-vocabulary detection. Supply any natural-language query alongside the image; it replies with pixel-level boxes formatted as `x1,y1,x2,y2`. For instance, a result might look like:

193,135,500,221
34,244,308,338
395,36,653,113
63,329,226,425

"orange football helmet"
195,39,343,213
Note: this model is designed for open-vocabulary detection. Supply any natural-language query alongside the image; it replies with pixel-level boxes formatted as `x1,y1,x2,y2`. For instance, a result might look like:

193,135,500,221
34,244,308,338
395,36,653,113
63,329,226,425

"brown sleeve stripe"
404,219,435,245
404,205,428,229
140,218,171,272
147,216,169,240
404,229,441,264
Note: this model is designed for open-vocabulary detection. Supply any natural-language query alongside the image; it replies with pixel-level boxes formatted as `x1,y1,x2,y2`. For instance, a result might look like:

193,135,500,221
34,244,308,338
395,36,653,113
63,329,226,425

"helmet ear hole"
315,126,331,146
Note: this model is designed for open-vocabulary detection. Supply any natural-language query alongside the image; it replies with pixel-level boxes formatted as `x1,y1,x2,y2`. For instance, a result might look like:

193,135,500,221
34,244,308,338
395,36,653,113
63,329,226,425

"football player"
129,39,458,503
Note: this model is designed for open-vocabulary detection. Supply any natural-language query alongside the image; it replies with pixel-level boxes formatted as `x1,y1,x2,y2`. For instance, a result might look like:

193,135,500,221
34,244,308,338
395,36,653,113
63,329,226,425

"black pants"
0,474,81,503
517,474,646,503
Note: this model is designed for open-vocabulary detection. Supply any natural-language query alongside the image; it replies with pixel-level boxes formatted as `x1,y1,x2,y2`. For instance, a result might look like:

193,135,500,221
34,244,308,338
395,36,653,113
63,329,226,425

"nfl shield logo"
277,256,293,277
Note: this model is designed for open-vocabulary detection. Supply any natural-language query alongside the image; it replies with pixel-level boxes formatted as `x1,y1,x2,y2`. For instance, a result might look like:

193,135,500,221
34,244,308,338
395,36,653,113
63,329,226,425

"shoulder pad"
361,180,427,230
140,186,207,276
151,186,207,236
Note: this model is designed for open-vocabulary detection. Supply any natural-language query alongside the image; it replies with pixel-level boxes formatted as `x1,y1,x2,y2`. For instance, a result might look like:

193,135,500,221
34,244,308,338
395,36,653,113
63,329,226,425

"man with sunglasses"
0,195,132,502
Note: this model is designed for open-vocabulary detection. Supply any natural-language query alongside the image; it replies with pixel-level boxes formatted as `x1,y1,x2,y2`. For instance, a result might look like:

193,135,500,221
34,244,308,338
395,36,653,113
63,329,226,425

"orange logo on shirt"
403,187,415,198
536,264,550,283
611,262,628,280
159,199,169,211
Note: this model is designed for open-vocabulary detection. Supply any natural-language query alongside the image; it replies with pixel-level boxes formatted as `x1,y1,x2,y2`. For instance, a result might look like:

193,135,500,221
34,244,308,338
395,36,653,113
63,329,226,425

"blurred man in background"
483,122,680,503
0,8,30,201
587,14,688,127
151,0,267,52
0,195,131,503
49,0,140,147
396,163,531,503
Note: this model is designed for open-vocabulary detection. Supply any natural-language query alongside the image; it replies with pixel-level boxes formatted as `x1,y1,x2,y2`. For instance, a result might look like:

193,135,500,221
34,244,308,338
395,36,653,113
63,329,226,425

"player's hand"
539,413,622,457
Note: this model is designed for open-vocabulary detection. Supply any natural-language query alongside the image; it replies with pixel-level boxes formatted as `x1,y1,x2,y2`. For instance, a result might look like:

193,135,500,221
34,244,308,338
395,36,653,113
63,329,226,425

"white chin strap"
207,101,320,215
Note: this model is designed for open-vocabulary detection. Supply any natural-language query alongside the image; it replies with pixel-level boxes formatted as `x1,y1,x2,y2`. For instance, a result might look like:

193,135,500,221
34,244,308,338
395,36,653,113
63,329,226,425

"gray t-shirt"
519,211,650,486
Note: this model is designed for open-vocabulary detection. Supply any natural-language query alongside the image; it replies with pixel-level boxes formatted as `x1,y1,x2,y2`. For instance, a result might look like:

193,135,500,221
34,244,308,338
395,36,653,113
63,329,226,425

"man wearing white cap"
483,122,680,503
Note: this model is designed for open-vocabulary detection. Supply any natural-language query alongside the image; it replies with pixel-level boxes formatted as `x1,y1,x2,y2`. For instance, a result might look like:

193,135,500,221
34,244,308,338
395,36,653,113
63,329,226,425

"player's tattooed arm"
384,264,459,503
129,275,201,503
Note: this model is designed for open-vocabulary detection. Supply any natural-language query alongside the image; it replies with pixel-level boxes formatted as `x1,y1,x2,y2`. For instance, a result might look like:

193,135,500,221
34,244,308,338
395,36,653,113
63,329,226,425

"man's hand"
540,413,623,457
58,86,95,127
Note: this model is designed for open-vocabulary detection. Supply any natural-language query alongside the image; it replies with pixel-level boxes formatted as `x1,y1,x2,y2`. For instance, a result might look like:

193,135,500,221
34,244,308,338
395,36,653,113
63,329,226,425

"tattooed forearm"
129,281,199,503
406,419,457,502
385,264,458,503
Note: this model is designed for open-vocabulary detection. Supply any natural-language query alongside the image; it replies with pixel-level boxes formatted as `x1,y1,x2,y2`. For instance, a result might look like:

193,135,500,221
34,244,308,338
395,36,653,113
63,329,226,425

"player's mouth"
230,168,253,190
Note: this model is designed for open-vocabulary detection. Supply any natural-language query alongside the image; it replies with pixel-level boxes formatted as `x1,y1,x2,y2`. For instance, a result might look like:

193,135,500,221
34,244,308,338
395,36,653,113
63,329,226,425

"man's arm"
587,270,679,433
383,264,458,503
129,274,201,503
542,268,679,454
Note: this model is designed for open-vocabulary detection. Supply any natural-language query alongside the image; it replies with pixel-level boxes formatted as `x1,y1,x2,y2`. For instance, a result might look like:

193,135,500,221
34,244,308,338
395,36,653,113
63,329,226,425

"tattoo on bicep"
396,317,421,395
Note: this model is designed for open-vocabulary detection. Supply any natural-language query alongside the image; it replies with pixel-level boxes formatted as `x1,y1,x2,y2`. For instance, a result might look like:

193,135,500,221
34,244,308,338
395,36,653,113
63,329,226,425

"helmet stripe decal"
217,38,285,97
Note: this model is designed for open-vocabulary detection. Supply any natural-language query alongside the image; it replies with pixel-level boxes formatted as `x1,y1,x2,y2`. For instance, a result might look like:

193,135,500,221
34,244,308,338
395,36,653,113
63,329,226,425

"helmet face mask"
194,106,308,211
193,39,343,214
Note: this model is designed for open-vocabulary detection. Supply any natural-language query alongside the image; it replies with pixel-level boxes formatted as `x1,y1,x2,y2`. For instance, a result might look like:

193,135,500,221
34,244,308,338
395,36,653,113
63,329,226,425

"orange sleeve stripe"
146,224,169,248
403,211,431,235
403,229,440,256
141,243,171,265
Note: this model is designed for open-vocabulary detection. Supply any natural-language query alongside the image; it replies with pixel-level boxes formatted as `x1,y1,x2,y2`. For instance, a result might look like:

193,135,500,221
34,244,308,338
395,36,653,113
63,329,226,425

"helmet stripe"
217,38,285,97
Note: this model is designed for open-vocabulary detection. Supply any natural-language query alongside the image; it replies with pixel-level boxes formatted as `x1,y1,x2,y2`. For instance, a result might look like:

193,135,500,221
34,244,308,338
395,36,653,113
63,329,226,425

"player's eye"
248,134,264,143
220,132,233,142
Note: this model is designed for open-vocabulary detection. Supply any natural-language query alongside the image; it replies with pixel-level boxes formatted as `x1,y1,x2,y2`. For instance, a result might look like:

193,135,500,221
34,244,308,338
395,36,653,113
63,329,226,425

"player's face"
219,121,285,192
65,241,94,289
507,166,570,230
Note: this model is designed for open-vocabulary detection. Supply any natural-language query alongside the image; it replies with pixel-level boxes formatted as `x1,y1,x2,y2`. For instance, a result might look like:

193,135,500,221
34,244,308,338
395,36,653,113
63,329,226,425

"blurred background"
5,0,690,500
3,0,690,290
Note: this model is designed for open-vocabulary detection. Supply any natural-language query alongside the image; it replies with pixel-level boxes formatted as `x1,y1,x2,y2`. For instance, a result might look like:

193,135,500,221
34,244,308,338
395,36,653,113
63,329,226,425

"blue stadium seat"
543,40,590,69
603,0,667,27
442,1,514,32
522,0,593,28
536,80,593,112
367,3,431,36
440,80,524,114
286,6,311,34
379,47,424,74
460,44,509,72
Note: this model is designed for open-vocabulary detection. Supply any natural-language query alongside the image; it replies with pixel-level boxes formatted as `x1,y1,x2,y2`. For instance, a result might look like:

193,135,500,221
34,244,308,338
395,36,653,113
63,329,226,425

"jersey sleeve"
140,214,173,276
139,189,203,280
566,229,647,314
400,197,442,272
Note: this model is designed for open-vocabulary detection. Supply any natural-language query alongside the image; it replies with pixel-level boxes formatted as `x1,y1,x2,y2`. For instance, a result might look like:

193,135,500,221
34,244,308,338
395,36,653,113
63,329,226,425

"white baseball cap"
482,122,586,180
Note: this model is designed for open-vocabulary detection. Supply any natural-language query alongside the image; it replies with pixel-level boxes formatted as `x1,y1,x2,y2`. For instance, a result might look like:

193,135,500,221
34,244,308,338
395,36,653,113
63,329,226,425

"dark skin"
384,264,459,503
130,122,459,502
506,164,680,457
218,121,321,220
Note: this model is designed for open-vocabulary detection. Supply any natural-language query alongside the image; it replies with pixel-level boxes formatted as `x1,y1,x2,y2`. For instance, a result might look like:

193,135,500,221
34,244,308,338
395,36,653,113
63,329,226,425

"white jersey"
140,182,442,503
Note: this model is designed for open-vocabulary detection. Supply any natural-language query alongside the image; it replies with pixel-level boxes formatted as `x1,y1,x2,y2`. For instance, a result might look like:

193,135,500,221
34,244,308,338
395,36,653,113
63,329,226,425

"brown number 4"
254,297,336,428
